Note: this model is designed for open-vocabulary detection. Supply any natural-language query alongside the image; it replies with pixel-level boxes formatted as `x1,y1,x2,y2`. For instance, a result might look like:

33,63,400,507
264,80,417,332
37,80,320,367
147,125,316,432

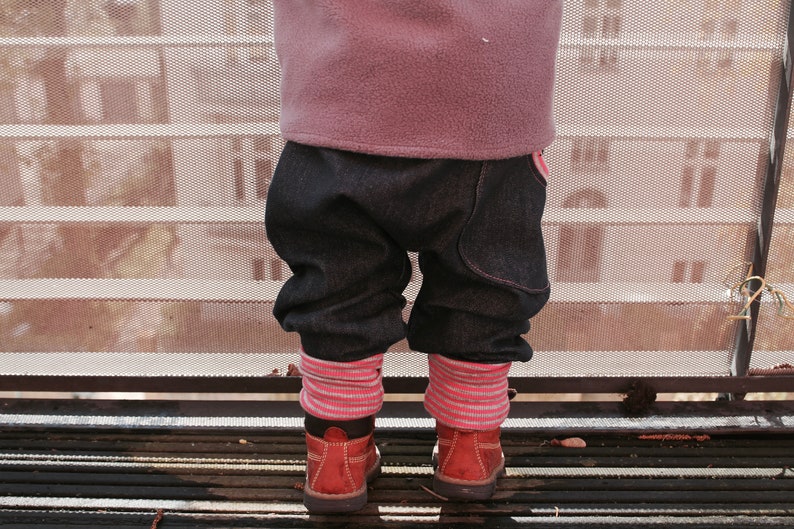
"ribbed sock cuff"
299,349,384,421
424,354,511,430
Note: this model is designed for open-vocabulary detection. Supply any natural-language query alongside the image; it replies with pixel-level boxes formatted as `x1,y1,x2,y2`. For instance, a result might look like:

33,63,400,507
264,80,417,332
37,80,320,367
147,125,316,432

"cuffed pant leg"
265,142,411,361
407,155,551,364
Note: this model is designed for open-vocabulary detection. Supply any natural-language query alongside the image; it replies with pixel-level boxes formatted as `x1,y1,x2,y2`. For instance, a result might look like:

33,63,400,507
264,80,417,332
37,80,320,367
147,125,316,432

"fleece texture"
272,0,562,160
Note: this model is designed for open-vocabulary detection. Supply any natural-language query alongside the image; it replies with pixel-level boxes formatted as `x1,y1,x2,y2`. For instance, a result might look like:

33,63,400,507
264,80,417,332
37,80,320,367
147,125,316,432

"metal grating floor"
0,428,792,528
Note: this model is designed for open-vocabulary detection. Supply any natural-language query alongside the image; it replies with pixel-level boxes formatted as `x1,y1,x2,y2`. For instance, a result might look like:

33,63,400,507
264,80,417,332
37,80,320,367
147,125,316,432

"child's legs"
406,155,551,428
266,145,550,427
266,143,413,421
408,155,550,363
266,142,412,364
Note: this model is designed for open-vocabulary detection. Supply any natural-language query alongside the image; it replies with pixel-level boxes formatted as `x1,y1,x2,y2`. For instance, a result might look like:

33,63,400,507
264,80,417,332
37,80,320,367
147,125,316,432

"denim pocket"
457,155,550,294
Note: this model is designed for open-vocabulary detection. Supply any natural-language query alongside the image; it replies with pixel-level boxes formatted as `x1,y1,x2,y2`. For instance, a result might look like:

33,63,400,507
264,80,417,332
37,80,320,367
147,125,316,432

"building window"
251,257,287,281
270,258,285,281
231,135,279,202
255,159,273,199
233,159,245,200
697,166,717,208
580,0,623,70
571,138,611,174
224,0,275,64
252,258,265,281
698,0,740,75
254,258,287,281
672,260,706,283
680,140,719,208
556,189,608,283
104,0,139,36
102,0,160,36
246,0,275,62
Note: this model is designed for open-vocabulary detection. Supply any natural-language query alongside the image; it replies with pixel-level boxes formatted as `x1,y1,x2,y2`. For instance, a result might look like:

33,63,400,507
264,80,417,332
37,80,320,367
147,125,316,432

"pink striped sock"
424,354,511,430
299,349,384,421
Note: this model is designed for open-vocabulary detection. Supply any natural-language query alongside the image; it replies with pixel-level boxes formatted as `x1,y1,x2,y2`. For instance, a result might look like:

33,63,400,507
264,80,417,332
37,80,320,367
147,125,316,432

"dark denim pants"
265,142,550,364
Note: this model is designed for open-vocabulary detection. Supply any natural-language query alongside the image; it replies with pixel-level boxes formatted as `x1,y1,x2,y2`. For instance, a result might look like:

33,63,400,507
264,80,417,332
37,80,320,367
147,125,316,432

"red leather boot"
433,422,505,500
303,426,381,513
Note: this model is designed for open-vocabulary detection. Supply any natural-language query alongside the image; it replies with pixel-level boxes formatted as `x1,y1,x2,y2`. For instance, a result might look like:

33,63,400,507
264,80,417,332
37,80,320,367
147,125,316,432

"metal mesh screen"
0,1,791,387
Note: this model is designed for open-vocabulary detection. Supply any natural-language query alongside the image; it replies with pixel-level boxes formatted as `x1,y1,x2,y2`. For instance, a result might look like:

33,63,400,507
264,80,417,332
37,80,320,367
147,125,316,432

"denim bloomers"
265,142,550,364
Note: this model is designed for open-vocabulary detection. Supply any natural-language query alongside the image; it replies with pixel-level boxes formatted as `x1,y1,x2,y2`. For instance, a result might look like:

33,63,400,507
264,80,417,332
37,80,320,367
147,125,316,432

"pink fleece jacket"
272,1,562,160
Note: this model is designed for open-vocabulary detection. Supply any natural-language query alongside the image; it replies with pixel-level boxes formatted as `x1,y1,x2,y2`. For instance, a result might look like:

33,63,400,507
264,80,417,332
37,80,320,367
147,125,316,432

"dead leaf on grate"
550,437,587,448
294,482,305,491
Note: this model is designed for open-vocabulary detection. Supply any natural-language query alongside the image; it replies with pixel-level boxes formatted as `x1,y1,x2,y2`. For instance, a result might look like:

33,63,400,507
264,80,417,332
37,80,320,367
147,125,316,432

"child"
266,0,562,513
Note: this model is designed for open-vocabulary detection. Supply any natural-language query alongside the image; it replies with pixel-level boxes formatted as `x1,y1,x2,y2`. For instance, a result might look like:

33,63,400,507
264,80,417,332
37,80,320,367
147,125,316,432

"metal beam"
730,3,794,397
0,374,791,395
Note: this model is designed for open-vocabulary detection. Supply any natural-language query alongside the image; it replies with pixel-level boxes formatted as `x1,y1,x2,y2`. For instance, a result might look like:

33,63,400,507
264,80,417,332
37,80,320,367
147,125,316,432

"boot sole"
432,442,505,501
303,455,382,514
432,460,505,501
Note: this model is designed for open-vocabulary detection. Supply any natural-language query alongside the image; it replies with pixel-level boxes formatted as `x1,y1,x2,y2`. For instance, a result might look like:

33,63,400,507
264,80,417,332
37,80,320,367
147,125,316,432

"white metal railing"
0,124,769,141
0,33,779,52
0,123,279,140
0,35,275,47
558,33,783,52
0,350,735,378
0,278,279,302
0,206,767,226
0,278,741,304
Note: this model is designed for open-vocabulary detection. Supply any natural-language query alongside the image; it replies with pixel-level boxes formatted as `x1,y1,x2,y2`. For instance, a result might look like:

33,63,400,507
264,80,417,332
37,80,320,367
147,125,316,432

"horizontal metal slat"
0,123,768,140
0,206,761,226
0,350,737,378
0,206,261,224
0,278,279,302
0,278,735,303
557,33,781,52
0,122,279,140
0,206,265,225
0,35,275,47
2,400,794,432
0,33,778,52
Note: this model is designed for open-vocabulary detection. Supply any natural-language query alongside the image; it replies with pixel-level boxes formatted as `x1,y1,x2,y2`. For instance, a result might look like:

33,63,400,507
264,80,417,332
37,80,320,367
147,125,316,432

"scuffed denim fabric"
265,142,550,364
